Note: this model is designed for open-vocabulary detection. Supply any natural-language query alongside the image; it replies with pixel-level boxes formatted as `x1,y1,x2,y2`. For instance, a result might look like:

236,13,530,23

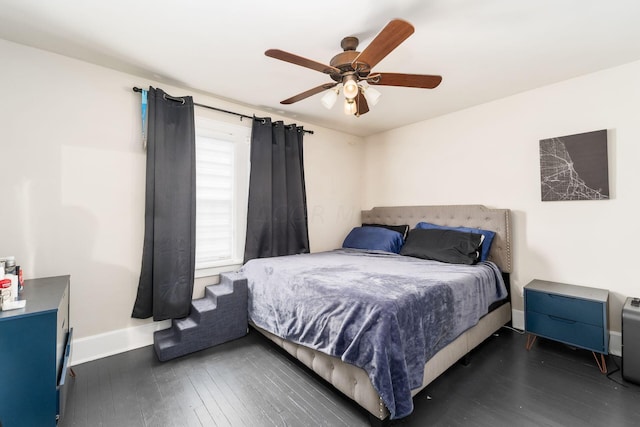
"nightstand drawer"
526,311,605,353
525,290,603,326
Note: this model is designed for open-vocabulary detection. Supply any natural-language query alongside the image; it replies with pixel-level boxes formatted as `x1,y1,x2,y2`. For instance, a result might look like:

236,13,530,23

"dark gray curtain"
132,87,196,320
244,117,309,262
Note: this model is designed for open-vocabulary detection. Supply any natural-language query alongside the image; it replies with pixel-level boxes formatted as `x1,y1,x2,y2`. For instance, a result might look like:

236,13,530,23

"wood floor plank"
106,355,146,427
186,366,232,426
60,328,640,427
204,352,279,426
225,349,296,425
62,363,89,426
259,350,365,426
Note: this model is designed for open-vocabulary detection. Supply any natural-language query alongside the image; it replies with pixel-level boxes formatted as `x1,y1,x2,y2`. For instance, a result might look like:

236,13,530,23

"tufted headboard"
361,205,512,273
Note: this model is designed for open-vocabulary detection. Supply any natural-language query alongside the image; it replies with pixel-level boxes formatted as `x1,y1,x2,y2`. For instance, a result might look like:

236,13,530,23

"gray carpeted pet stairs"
153,272,248,361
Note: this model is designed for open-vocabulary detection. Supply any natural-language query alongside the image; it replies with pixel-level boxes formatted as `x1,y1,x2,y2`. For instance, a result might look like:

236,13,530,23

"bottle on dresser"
0,261,10,306
0,256,24,310
5,257,23,293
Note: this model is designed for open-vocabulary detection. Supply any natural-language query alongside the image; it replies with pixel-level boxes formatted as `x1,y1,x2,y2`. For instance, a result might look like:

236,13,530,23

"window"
194,116,250,277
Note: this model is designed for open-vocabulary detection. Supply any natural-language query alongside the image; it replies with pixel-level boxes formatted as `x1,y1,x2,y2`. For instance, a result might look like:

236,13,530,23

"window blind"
195,135,235,269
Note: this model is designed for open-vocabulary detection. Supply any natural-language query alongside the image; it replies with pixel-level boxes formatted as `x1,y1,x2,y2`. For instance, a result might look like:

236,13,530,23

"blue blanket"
240,249,507,419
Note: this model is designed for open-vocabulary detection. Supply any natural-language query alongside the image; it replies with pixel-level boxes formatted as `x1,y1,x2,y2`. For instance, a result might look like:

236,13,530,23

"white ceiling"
1,0,640,137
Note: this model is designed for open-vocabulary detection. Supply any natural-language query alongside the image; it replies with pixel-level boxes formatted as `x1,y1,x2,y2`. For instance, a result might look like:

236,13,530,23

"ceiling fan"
265,19,442,117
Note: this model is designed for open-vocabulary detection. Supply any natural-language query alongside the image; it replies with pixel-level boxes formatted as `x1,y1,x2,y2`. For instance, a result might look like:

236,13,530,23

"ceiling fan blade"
351,19,414,70
280,83,337,105
355,91,369,116
266,49,341,75
368,73,442,89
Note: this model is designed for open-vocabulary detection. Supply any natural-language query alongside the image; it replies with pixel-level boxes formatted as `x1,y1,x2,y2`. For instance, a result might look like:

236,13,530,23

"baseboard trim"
71,320,170,366
609,331,621,357
71,309,623,366
512,308,524,331
509,308,621,356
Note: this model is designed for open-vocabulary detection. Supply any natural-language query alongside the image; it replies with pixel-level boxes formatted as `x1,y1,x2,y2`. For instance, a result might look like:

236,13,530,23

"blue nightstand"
524,279,609,373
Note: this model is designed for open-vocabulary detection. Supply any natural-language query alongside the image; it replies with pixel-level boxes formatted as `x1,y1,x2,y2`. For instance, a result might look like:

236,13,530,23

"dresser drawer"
526,311,605,353
56,284,70,380
57,328,73,419
525,289,604,326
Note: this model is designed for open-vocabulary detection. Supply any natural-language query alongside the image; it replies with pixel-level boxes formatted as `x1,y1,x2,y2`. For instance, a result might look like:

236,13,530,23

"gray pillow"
400,228,483,265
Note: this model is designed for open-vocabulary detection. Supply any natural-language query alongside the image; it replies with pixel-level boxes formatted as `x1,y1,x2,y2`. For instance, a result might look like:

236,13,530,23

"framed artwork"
539,129,609,201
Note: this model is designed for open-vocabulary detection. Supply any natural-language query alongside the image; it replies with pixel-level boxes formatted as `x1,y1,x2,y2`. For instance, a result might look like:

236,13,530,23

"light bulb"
343,76,359,100
320,88,338,109
344,99,357,115
363,86,381,106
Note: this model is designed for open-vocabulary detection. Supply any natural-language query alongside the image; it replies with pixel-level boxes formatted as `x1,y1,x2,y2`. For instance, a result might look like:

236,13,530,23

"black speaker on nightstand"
622,297,640,384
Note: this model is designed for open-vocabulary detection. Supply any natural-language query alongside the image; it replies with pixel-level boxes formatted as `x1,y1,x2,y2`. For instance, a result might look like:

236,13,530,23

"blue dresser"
0,275,72,426
524,279,608,372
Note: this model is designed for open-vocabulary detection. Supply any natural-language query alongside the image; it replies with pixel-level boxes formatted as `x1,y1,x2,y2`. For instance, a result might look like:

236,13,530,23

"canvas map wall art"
539,129,609,201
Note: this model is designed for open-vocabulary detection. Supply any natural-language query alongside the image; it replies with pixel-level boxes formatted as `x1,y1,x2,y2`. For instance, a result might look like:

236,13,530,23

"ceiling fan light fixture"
343,76,359,100
320,87,339,109
344,99,357,115
266,19,440,118
362,85,382,106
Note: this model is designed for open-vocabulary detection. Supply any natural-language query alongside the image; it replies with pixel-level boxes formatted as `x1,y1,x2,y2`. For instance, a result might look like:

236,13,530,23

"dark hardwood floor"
60,328,640,427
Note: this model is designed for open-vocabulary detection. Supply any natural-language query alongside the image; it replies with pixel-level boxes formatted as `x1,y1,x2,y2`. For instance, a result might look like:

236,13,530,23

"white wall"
363,60,640,332
5,33,637,360
0,39,364,353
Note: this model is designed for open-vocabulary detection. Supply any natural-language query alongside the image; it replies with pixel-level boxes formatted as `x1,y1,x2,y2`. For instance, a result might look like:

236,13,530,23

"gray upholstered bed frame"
251,205,513,423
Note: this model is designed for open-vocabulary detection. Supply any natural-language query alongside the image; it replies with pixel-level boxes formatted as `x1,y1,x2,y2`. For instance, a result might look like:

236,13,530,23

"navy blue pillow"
415,222,496,262
361,223,410,240
342,226,404,254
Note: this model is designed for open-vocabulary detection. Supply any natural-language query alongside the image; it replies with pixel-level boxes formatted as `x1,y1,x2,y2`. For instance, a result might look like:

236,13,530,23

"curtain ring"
163,93,186,105
261,119,266,124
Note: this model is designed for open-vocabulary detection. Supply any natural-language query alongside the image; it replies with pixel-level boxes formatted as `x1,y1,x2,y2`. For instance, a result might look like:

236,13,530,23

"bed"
231,205,512,424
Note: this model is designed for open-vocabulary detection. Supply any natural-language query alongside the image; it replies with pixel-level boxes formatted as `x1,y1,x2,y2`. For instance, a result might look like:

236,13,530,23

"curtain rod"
132,87,314,135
